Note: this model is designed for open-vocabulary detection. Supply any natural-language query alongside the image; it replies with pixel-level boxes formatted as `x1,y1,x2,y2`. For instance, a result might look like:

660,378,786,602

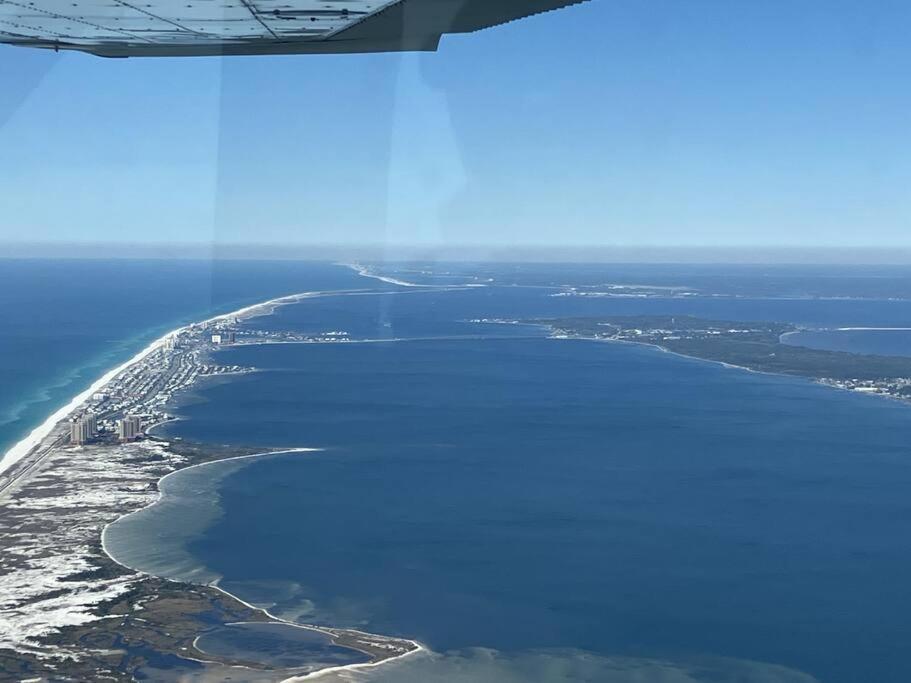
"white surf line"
0,289,346,481
342,262,436,288
280,641,426,682
99,447,425,681
0,335,164,479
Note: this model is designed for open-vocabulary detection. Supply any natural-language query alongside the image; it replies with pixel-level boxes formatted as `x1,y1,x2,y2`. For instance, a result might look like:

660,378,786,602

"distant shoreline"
537,318,911,409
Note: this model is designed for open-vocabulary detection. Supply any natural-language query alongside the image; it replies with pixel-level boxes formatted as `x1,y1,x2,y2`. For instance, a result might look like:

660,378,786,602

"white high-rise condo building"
118,415,143,442
70,415,95,445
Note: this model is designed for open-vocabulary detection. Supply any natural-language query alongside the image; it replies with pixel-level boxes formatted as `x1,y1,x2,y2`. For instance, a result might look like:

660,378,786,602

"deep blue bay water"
784,328,911,357
100,265,911,683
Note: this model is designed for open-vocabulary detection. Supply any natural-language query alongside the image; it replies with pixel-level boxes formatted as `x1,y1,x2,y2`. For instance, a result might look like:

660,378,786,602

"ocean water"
102,264,911,683
0,259,366,460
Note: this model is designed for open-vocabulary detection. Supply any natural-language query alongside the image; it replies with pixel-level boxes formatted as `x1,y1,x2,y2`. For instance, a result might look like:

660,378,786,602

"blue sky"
1,0,910,249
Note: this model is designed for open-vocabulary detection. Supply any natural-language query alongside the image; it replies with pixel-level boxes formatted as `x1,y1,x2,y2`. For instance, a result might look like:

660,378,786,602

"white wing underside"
0,0,588,57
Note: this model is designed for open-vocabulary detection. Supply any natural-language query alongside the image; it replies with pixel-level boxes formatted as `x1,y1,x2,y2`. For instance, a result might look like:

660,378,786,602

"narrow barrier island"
0,290,421,682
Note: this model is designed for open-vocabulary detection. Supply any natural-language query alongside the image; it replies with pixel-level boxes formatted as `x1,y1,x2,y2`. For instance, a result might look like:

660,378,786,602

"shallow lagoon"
194,622,368,670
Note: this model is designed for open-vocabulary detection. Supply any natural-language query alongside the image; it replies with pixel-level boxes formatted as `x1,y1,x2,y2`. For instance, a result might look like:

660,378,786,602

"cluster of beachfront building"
70,413,143,445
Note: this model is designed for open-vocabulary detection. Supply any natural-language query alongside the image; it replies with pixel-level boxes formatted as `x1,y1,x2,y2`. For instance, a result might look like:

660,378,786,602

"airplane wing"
0,0,588,57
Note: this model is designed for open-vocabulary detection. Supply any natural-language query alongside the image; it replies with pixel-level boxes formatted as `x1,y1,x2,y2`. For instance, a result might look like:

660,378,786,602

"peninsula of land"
0,291,420,682
534,315,911,401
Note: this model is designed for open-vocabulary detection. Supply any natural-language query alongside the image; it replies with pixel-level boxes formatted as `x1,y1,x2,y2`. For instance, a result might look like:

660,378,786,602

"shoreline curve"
100,446,426,681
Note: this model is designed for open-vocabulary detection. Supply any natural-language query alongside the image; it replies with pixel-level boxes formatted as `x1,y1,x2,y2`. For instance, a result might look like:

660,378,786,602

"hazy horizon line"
5,242,911,265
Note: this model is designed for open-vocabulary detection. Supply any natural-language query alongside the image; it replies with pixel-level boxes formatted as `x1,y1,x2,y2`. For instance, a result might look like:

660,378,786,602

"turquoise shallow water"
103,269,911,683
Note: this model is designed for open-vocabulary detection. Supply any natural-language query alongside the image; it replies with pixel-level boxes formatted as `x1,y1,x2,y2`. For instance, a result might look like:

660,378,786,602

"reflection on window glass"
2,2,911,682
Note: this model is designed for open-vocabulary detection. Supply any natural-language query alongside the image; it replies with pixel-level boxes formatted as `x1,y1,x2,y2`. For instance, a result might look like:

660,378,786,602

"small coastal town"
63,323,351,451
0,317,244,499
66,325,250,449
